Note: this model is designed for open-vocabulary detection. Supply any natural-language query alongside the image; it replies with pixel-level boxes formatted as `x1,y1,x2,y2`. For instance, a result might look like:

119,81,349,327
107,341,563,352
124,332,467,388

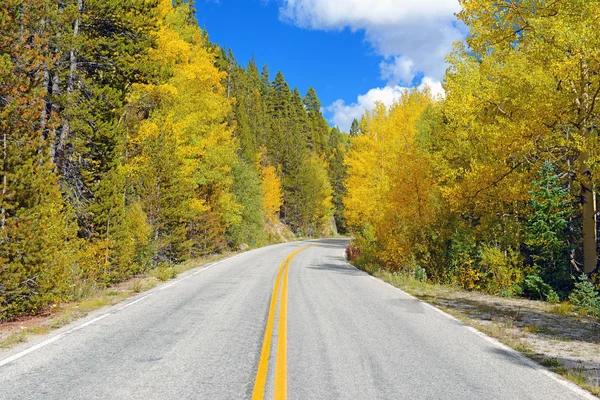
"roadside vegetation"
344,2,600,320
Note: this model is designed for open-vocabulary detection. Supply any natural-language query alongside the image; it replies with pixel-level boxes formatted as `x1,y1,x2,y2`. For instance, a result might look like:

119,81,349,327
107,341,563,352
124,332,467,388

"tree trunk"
1,132,7,231
580,151,597,273
39,67,50,166
56,0,82,171
50,70,60,164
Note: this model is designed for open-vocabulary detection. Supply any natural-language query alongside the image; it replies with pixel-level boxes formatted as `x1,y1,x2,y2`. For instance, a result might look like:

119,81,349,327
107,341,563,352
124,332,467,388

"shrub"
345,244,361,262
478,245,522,294
414,265,427,282
523,274,559,303
153,263,177,282
569,275,600,316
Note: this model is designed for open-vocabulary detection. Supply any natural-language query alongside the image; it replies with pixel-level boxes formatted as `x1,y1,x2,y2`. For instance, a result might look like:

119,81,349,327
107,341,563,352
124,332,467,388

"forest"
345,0,600,311
2,0,600,321
0,0,347,320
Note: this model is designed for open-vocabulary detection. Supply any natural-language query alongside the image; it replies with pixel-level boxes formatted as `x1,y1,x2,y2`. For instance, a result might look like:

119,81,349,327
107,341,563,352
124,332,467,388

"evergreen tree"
326,127,349,233
304,87,329,154
349,119,361,136
525,162,575,292
227,161,265,248
0,0,79,319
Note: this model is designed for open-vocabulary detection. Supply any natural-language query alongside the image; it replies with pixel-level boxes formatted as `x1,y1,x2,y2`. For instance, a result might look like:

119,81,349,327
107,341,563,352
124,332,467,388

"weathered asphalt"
0,239,593,399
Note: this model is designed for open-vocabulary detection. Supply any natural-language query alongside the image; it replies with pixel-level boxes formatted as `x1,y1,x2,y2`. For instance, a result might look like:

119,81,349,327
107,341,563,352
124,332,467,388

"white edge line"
116,294,152,311
0,314,111,368
345,257,597,400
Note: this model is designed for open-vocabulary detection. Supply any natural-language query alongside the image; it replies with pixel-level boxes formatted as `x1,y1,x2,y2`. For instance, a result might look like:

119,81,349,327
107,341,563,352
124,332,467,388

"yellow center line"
252,245,312,400
274,248,292,400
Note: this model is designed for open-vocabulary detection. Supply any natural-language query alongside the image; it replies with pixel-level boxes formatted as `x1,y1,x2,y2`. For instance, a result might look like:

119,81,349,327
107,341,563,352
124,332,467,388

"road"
0,239,594,399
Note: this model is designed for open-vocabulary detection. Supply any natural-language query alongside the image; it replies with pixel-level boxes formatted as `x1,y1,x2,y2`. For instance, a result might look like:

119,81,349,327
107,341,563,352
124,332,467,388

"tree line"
0,0,347,320
345,0,600,304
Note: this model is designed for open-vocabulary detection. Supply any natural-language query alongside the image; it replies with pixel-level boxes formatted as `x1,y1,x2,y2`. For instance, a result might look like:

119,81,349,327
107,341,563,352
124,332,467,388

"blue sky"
195,0,465,131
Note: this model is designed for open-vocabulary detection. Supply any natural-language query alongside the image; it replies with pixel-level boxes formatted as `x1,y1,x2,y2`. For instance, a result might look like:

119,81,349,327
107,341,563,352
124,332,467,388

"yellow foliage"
124,0,239,258
344,89,436,269
261,165,283,223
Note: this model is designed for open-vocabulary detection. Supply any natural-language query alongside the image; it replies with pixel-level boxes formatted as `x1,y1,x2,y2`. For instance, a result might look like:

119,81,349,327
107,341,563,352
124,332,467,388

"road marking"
0,314,111,368
252,245,312,400
116,294,152,311
274,249,292,400
252,253,288,399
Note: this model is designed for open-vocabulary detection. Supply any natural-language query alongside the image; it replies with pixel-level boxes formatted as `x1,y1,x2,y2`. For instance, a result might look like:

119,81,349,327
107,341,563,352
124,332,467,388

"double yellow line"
252,245,312,400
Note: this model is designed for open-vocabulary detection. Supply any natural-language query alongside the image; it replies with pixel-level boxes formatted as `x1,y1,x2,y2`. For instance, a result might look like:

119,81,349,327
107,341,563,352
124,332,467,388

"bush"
345,244,361,262
500,284,523,298
152,263,177,282
478,245,522,294
414,265,427,282
569,275,600,316
523,274,560,303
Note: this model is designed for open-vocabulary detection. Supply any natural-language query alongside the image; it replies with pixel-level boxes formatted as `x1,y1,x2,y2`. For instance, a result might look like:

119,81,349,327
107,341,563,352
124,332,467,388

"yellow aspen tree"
455,0,600,272
124,0,240,258
261,165,283,223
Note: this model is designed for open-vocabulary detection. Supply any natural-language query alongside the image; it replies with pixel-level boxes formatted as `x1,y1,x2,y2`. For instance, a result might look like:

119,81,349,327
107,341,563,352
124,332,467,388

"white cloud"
327,86,406,132
279,0,463,129
380,56,415,86
279,0,464,83
279,0,460,30
327,77,444,132
419,76,445,99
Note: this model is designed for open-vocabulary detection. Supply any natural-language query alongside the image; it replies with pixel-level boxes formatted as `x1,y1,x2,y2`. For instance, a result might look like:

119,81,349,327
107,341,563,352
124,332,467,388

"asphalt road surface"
0,239,595,399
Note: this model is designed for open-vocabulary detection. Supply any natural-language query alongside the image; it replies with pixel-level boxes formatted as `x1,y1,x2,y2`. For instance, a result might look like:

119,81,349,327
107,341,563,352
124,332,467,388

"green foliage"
569,275,600,316
326,127,349,233
227,161,265,248
525,162,574,292
349,119,361,136
523,275,560,303
414,265,428,283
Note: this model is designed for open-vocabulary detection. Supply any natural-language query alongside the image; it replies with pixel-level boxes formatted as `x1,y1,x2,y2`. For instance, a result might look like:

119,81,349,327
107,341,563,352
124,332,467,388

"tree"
0,0,79,319
326,127,349,233
525,162,575,292
260,161,283,224
344,90,435,269
304,87,328,154
124,0,239,259
349,119,361,136
227,161,265,248
456,0,600,272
